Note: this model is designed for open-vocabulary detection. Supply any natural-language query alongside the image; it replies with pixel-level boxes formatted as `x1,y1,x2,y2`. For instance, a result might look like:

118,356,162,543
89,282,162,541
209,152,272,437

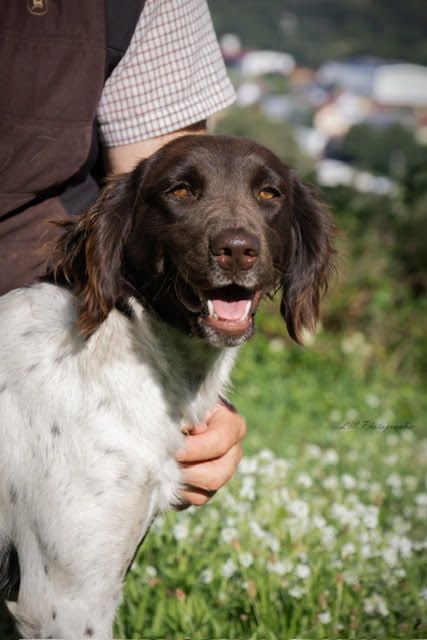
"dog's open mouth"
200,285,262,338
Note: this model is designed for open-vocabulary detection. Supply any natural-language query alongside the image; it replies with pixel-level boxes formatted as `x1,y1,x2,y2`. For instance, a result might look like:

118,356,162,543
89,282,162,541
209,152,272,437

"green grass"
114,305,427,639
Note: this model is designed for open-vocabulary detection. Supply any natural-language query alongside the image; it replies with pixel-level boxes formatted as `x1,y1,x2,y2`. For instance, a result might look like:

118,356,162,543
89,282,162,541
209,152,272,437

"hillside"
209,0,427,66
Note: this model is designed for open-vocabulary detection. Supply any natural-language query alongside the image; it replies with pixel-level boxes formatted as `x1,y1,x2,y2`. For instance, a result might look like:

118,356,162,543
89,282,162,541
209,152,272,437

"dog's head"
51,135,335,347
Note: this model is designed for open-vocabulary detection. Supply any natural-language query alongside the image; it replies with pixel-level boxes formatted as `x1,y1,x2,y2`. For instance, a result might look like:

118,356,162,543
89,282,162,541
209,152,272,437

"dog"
0,135,335,638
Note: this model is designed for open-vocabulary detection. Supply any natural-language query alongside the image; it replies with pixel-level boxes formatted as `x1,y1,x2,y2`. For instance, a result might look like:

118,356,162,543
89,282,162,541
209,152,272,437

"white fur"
0,283,237,638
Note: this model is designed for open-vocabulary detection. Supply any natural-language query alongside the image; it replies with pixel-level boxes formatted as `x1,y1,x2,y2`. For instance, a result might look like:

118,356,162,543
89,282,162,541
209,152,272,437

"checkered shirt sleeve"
97,0,236,147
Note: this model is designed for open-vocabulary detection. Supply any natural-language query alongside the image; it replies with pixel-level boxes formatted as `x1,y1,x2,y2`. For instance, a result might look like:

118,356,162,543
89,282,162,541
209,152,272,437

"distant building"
317,57,385,96
316,158,395,195
313,92,374,137
373,64,427,108
240,50,295,77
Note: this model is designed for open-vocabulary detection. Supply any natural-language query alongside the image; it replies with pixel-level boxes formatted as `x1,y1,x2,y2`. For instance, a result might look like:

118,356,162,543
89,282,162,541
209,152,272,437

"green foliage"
215,106,313,174
116,426,426,638
113,155,427,634
209,0,427,66
341,124,427,178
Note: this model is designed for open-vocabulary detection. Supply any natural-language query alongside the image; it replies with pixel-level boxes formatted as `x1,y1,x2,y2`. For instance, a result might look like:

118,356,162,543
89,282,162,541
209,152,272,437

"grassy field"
113,117,427,637
114,303,427,639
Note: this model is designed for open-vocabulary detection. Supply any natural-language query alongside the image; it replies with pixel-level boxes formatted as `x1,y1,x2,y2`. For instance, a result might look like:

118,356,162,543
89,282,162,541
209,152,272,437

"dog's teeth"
207,300,217,318
242,300,252,321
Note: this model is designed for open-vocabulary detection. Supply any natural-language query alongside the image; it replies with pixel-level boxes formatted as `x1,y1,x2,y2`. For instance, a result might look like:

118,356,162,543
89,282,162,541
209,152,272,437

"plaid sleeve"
97,0,236,147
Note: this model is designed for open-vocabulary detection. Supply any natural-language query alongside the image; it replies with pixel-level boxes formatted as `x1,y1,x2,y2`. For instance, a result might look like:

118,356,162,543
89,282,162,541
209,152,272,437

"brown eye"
171,185,189,198
258,188,280,200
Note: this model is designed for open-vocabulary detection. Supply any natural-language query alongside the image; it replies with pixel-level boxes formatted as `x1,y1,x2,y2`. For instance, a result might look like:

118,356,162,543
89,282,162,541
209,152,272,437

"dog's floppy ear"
51,165,145,337
280,175,336,344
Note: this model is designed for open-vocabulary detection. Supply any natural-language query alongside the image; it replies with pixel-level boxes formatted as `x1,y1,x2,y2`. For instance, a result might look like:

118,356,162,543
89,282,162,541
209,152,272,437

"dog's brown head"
51,135,336,347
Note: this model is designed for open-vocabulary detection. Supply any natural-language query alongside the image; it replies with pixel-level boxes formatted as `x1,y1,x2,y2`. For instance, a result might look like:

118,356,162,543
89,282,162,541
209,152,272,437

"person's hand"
175,402,247,507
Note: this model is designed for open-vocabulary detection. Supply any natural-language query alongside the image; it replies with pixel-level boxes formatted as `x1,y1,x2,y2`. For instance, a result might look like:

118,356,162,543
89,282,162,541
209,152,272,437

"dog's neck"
89,297,238,424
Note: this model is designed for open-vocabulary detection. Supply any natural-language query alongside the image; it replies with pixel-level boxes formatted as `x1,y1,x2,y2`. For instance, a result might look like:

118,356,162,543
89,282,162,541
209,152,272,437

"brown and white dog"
0,135,335,638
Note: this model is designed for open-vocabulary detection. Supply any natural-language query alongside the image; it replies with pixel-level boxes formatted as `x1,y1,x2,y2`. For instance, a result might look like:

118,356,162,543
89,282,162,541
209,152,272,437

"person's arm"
103,121,207,174
175,403,247,506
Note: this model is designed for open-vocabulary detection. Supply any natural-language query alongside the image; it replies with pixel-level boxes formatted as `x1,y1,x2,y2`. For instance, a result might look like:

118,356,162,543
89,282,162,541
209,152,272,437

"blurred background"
207,0,426,451
115,3,427,640
116,4,427,639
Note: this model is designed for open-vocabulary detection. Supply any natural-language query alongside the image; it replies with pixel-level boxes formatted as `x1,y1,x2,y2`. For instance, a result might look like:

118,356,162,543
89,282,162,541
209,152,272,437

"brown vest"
0,0,145,295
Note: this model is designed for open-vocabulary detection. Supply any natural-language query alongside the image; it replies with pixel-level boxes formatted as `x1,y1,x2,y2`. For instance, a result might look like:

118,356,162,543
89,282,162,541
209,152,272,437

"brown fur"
48,135,336,344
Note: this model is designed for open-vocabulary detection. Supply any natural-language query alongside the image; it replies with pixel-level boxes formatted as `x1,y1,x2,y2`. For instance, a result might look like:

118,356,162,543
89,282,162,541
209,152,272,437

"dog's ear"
51,165,145,337
280,175,336,344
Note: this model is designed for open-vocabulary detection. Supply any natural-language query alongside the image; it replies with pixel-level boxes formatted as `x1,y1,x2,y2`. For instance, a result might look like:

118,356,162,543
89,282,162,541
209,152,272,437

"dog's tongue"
212,299,248,321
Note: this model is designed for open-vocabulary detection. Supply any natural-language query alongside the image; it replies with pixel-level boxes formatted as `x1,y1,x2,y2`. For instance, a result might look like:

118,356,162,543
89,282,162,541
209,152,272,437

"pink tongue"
212,299,248,321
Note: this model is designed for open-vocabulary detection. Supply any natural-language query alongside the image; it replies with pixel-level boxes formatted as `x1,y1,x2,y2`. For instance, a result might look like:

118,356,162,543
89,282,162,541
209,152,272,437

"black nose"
210,230,260,272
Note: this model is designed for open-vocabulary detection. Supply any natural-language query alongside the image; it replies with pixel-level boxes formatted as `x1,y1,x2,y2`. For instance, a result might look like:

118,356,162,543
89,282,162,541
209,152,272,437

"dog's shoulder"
0,283,77,373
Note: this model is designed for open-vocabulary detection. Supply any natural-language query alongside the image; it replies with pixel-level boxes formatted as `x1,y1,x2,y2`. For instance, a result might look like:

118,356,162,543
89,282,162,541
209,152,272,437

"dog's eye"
258,187,281,200
170,184,190,198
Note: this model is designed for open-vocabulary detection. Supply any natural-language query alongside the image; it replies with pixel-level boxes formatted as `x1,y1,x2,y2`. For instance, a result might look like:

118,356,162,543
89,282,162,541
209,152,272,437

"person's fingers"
181,422,209,436
175,405,246,463
176,487,215,508
179,443,243,493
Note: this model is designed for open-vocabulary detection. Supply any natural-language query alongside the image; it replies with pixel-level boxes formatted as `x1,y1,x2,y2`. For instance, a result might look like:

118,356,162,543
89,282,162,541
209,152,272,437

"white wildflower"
258,448,274,461
389,535,412,559
361,544,374,559
221,527,238,543
200,568,213,584
346,408,359,420
288,586,304,599
221,559,237,578
341,473,357,489
382,547,398,567
267,458,290,478
306,443,322,458
173,521,189,541
321,526,337,546
295,563,311,580
416,493,427,507
269,337,285,352
365,393,380,408
297,472,313,488
324,449,339,464
384,454,398,465
239,552,254,568
331,503,356,526
386,473,402,490
364,505,379,529
266,534,280,553
342,542,356,558
364,594,389,617
287,499,309,520
249,521,267,541
323,476,339,490
193,524,204,537
145,566,157,578
240,476,256,501
267,559,293,575
318,611,331,624
239,457,258,475
341,331,369,355
420,587,427,601
342,571,358,586
312,515,327,529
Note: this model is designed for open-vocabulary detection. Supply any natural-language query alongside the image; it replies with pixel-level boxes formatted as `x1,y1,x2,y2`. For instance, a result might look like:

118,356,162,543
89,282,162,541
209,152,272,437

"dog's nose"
210,230,260,271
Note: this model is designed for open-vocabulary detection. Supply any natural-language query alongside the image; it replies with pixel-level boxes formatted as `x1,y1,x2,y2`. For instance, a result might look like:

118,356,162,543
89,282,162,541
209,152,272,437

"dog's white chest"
0,284,237,518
